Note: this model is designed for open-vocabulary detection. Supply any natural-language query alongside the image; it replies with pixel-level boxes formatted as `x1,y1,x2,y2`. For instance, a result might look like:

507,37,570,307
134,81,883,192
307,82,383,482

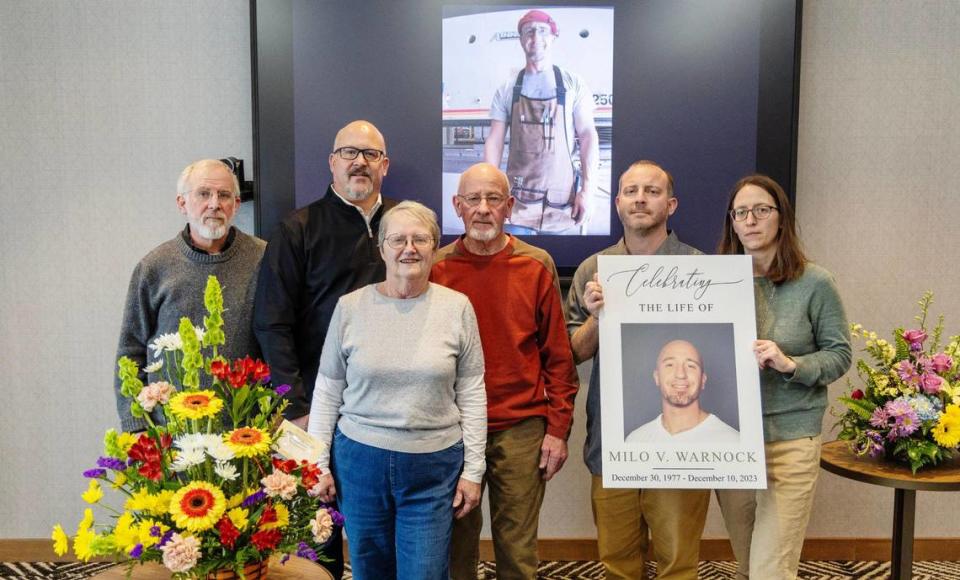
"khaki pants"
449,418,546,580
591,475,709,580
716,436,822,580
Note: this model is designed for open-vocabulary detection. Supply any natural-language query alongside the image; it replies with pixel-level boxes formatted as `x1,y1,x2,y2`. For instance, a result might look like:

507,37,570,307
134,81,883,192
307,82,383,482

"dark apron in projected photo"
506,66,578,234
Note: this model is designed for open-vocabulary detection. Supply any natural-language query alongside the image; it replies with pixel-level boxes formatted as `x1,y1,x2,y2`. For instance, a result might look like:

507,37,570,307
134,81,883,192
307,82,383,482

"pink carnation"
261,470,298,501
160,533,201,573
931,353,954,374
310,508,334,544
137,381,175,412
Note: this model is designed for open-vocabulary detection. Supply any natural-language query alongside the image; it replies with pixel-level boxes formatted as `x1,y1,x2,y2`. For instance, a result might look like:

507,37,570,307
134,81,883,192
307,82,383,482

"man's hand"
291,414,309,430
584,273,604,317
539,434,568,481
312,472,337,503
452,478,481,519
571,187,594,225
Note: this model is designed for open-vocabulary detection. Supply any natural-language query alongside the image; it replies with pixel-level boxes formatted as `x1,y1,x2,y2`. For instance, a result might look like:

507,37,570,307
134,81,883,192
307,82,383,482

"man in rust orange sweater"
432,162,579,580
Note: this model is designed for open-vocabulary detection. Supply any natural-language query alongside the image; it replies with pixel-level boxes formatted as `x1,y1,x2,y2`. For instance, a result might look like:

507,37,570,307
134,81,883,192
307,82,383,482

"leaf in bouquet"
893,328,910,361
838,396,876,420
931,313,945,353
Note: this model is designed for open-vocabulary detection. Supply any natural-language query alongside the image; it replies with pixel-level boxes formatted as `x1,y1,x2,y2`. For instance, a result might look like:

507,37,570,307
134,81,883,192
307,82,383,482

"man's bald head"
328,120,390,205
457,162,509,197
653,340,707,409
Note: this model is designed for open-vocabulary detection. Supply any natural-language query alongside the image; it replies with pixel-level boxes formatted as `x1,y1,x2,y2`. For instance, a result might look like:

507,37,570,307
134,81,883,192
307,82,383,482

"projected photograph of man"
441,6,613,236
622,323,740,445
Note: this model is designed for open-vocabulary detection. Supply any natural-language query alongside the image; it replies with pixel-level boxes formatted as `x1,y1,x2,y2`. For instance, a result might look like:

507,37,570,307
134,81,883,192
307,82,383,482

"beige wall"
0,0,253,537
2,0,959,542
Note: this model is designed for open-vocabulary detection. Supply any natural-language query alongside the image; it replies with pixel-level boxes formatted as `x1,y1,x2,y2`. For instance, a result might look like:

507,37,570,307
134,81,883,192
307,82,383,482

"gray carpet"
3,560,960,579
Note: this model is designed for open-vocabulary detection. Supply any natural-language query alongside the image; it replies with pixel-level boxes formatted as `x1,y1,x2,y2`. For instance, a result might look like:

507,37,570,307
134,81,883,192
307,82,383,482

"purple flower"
158,530,174,547
884,398,920,440
869,407,889,429
97,457,127,471
895,360,920,385
82,468,107,479
919,373,943,395
296,542,319,562
128,544,143,558
149,525,162,538
280,554,291,565
241,489,267,508
326,506,345,527
903,329,927,351
931,353,954,374
865,431,885,458
275,384,292,397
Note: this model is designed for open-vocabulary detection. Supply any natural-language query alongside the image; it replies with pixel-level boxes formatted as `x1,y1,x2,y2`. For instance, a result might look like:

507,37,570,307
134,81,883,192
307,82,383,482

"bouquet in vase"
836,292,960,473
52,276,341,577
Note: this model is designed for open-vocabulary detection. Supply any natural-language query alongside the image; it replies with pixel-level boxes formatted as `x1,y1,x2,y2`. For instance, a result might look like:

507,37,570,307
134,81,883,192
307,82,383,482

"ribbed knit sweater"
114,229,266,431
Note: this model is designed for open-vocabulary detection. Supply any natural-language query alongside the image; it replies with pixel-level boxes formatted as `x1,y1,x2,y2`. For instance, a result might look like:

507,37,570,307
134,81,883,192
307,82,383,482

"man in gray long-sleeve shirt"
113,159,265,432
566,160,707,580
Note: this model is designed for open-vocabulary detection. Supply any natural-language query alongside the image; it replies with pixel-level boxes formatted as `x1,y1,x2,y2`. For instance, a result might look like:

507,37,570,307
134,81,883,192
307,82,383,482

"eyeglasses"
191,189,236,203
383,234,434,249
730,205,778,222
333,147,385,162
457,194,508,208
520,25,553,38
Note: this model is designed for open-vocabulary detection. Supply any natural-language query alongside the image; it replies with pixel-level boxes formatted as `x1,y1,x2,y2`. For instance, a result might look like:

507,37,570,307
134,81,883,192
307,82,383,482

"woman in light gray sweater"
716,175,852,579
307,202,487,580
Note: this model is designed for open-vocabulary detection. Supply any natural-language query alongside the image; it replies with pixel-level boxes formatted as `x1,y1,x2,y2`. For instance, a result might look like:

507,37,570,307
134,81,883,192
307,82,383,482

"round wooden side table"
820,439,960,580
88,556,333,579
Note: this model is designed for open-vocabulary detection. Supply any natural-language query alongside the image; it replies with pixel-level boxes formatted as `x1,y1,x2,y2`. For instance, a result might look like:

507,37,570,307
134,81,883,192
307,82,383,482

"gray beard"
343,184,373,201
196,222,228,241
467,225,499,242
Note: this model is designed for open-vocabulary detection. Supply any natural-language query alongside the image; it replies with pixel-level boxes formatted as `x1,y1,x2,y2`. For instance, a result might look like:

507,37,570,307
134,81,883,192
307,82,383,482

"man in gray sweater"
113,159,266,432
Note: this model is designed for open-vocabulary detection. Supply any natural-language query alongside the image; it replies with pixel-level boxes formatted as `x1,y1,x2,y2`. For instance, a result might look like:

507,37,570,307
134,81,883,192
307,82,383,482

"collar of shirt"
330,187,382,226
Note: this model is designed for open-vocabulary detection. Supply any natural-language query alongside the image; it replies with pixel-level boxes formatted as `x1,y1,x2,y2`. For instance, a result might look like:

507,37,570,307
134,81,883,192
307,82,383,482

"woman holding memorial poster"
715,175,852,579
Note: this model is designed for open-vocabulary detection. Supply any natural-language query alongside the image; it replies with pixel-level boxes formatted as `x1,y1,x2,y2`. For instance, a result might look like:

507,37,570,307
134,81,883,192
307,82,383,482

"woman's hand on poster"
753,339,797,374
453,478,481,519
584,273,604,317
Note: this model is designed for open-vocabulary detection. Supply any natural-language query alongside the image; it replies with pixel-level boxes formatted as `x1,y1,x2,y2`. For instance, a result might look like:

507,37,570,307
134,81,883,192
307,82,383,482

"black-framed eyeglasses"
383,234,434,249
457,194,508,208
730,205,778,222
333,147,385,162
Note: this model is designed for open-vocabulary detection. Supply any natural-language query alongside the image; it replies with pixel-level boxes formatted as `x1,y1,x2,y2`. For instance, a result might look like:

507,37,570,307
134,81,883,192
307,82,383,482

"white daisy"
206,442,236,462
143,360,164,374
148,333,183,358
214,461,239,482
170,447,206,472
193,326,206,343
174,433,207,451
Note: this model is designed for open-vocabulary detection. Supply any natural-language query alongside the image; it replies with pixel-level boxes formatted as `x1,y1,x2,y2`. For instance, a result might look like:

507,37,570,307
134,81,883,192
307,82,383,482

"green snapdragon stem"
163,351,175,384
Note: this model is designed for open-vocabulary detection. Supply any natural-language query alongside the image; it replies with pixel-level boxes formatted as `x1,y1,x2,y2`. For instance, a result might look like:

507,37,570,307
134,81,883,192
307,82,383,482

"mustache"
349,168,370,178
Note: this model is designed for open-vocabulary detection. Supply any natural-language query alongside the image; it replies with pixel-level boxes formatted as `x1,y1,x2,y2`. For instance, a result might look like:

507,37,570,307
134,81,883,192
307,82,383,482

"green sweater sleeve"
786,271,852,388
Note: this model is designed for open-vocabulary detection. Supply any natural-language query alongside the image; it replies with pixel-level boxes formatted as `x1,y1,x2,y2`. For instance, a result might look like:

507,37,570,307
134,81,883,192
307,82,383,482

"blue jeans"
331,429,463,580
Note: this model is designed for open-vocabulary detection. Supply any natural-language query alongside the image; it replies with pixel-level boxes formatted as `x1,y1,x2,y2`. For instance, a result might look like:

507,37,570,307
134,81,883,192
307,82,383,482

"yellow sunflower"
168,390,224,421
137,519,170,548
169,481,227,532
224,427,272,458
51,524,69,556
933,405,960,448
81,480,103,504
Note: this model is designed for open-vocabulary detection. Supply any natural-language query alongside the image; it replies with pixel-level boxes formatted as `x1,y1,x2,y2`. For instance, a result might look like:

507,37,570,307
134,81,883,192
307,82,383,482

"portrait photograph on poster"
441,5,613,237
621,323,740,444
597,254,766,489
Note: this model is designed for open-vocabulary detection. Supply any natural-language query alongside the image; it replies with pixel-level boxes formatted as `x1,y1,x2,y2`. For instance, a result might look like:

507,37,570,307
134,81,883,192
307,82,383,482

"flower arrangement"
52,276,341,577
836,292,960,473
